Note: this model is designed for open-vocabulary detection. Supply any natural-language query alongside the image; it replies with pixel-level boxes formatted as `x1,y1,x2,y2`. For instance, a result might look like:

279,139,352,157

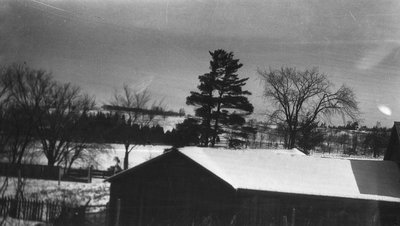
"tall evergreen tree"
187,49,253,147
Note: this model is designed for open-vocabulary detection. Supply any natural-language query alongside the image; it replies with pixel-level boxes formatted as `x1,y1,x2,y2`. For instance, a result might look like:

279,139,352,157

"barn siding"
108,151,237,226
235,189,400,226
385,124,400,162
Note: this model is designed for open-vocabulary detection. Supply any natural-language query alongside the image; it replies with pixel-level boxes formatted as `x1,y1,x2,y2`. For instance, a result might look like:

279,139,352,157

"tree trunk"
211,119,219,147
201,119,211,147
211,100,222,147
47,156,56,166
287,130,297,149
211,122,218,147
203,129,209,147
11,147,17,164
123,145,130,170
373,146,378,158
46,141,57,166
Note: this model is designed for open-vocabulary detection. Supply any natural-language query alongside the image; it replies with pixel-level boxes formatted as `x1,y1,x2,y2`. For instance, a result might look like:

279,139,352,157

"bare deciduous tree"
0,64,52,207
1,64,100,167
0,66,13,204
1,64,54,164
258,67,359,149
111,84,151,109
110,83,154,169
36,83,96,166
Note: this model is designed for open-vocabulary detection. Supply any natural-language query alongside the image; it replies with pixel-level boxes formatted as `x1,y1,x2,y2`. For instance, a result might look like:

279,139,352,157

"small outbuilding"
106,147,400,226
385,121,400,162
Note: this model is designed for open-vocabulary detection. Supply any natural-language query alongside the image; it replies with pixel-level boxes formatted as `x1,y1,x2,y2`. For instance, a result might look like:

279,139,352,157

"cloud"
356,44,396,70
0,1,11,14
0,1,22,64
133,74,155,93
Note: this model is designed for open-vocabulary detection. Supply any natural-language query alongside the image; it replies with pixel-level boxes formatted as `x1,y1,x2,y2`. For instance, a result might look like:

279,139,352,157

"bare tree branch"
259,66,359,149
109,83,163,169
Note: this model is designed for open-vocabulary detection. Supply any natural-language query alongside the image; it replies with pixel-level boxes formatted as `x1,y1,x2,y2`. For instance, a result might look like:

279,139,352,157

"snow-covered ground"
0,217,47,226
310,151,383,160
6,144,171,169
155,116,185,132
94,144,169,170
1,177,110,206
1,145,170,206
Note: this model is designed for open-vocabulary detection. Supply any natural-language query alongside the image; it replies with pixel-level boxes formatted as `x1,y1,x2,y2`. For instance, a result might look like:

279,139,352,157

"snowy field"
1,177,110,206
7,144,171,170
155,116,185,132
1,144,171,207
0,217,45,226
94,144,169,170
310,151,383,161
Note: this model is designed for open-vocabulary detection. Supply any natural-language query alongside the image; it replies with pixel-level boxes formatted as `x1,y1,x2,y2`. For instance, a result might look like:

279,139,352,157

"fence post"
88,165,92,183
105,202,110,226
115,199,121,226
58,167,62,186
282,215,288,226
291,207,296,226
17,168,21,192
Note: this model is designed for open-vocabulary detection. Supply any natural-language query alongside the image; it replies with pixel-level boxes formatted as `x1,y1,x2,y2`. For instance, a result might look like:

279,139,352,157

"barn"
106,147,400,226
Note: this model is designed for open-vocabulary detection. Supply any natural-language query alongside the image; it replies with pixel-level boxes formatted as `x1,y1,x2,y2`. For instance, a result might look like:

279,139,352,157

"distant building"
106,147,400,226
385,121,400,162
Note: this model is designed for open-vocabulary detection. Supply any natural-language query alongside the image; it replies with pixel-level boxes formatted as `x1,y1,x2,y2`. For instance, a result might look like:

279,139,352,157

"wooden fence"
91,169,113,179
0,163,114,183
0,163,61,181
0,196,80,223
0,196,110,225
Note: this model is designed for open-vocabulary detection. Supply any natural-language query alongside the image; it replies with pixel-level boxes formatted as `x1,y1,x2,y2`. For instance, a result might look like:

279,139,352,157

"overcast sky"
1,0,400,127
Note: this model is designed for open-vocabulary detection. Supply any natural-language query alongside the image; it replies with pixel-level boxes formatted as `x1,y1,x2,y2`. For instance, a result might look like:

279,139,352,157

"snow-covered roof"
272,147,306,156
178,147,400,203
107,147,400,203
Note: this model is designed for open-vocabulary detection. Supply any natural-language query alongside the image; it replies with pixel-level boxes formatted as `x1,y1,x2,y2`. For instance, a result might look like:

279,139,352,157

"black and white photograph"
1,0,400,225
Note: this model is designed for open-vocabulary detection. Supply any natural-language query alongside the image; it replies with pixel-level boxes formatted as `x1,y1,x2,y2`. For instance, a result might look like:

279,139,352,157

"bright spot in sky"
378,105,392,116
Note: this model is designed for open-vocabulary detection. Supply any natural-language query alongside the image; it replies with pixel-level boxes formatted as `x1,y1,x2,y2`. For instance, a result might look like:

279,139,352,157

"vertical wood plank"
291,207,296,226
115,198,121,226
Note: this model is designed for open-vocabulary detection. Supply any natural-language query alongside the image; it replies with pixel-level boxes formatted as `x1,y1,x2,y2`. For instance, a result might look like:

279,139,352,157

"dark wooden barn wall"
385,125,400,161
235,190,400,226
108,151,237,226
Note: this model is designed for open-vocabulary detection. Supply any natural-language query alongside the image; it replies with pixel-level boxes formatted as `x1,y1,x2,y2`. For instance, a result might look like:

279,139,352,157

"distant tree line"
245,120,390,158
102,105,185,117
70,111,199,148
